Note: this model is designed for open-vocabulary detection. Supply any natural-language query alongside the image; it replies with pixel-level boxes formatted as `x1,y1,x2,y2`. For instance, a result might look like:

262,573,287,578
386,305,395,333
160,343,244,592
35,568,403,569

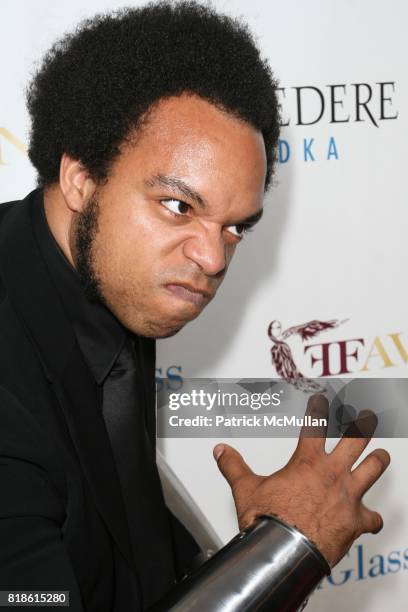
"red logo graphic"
267,319,347,392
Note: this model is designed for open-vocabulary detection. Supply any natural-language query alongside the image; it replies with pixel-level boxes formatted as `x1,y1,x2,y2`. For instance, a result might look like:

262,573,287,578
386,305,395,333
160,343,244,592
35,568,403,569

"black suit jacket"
0,191,198,611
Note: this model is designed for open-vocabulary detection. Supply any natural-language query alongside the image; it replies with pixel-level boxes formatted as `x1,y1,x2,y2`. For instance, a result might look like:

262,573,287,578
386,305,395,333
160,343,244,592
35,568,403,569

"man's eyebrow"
238,208,264,227
145,173,263,226
145,174,207,209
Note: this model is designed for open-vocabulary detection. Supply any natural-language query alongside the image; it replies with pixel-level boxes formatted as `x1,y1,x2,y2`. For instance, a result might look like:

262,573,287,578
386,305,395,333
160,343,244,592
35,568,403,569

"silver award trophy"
156,450,330,612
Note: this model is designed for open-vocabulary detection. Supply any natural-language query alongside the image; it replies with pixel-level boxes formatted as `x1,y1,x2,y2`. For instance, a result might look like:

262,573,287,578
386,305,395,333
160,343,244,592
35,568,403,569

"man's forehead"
141,93,244,128
117,95,267,210
133,94,266,156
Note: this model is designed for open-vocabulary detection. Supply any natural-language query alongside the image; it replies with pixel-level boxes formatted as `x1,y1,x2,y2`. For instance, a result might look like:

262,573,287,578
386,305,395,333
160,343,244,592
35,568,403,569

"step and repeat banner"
1,1,406,610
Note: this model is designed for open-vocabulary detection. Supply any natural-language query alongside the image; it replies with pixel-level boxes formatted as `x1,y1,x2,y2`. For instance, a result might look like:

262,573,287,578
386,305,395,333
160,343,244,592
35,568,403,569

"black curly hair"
27,1,280,189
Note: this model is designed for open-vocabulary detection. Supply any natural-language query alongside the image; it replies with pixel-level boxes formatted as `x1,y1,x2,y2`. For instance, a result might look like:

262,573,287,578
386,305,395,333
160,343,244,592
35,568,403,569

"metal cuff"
151,515,330,612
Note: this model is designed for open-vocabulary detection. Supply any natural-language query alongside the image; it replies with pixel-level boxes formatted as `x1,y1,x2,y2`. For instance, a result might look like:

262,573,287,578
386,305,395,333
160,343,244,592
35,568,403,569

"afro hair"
27,1,280,189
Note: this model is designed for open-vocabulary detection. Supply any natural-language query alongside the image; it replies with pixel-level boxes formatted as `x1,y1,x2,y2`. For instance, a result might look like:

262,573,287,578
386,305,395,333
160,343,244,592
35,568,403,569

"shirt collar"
31,188,126,385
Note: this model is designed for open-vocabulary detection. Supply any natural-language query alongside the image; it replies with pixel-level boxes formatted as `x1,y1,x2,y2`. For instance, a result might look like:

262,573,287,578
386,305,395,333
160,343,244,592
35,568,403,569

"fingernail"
213,444,225,461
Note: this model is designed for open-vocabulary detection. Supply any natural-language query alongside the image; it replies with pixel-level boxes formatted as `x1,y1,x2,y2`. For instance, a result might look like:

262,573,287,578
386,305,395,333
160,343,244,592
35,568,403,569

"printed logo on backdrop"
156,365,183,391
276,81,398,164
267,318,408,386
0,128,27,165
318,542,408,590
268,318,347,392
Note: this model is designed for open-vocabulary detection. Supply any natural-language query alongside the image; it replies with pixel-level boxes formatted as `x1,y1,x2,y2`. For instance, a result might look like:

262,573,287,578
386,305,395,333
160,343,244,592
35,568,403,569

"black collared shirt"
31,189,126,385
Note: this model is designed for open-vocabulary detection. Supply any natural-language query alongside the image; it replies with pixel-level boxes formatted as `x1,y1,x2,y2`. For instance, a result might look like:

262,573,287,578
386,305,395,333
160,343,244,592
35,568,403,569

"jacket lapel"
0,190,135,571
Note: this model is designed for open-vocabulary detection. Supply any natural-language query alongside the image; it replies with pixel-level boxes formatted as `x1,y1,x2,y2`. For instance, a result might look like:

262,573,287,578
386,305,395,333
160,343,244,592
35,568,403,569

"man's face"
73,94,266,338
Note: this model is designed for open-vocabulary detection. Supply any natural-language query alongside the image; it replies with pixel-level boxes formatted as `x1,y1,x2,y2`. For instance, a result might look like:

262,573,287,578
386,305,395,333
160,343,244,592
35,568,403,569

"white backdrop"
1,1,407,610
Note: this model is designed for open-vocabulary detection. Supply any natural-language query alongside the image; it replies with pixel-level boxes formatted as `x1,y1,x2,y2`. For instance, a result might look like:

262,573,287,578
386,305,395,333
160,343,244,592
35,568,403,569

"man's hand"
213,394,390,568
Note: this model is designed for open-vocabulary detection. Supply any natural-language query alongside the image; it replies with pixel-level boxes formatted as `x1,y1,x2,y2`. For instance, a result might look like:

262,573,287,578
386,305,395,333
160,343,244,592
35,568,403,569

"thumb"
213,443,253,488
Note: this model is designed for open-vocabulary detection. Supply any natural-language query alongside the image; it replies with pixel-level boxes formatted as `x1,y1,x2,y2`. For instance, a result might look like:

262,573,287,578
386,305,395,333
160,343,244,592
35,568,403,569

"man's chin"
144,299,208,338
139,320,187,339
153,326,184,339
141,308,205,338
117,296,208,338
130,309,191,339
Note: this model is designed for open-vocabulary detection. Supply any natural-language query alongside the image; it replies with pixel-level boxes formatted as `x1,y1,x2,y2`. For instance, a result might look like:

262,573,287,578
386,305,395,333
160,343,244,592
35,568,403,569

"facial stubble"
72,193,104,304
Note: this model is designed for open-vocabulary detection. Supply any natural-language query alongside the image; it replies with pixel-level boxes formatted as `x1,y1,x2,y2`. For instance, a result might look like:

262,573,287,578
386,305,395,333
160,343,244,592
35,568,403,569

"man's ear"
59,153,97,213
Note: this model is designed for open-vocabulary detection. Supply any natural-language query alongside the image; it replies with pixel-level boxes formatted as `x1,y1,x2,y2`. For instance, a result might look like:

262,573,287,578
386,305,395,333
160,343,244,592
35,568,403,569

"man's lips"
165,283,213,306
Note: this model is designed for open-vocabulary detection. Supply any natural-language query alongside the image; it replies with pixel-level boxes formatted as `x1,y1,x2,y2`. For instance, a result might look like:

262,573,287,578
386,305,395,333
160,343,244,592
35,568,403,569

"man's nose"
183,227,227,276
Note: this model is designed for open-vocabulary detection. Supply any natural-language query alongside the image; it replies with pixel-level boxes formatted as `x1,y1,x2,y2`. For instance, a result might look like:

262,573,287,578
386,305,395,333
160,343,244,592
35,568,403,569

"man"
0,2,389,611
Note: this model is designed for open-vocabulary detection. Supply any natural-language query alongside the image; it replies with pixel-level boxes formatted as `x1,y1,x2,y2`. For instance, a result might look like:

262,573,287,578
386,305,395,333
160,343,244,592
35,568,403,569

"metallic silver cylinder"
151,515,330,612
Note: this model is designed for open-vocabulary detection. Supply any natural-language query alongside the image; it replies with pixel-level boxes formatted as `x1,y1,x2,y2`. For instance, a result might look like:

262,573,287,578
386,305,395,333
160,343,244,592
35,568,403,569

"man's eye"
225,224,249,238
161,199,190,215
